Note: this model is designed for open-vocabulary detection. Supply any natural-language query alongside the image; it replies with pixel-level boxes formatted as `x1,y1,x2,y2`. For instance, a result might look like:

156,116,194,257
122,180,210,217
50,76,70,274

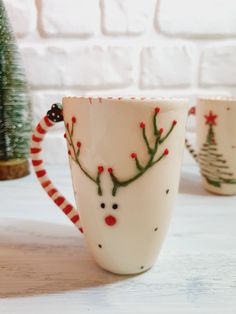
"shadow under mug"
185,97,236,195
30,97,188,275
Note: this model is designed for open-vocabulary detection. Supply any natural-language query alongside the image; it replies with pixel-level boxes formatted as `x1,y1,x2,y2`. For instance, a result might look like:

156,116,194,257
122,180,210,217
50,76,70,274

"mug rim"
62,96,189,112
62,96,189,102
198,96,236,102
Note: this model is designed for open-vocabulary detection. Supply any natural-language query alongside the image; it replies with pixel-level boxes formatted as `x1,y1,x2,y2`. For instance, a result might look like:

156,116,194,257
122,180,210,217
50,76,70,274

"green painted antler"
65,117,104,196
108,107,177,196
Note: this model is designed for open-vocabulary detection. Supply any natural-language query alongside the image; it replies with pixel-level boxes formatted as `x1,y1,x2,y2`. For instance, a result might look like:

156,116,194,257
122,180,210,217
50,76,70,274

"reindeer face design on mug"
63,106,177,228
31,98,188,275
99,201,118,226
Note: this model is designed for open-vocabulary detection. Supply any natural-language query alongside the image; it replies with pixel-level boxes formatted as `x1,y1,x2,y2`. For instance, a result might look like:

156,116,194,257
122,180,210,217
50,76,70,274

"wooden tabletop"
0,164,235,313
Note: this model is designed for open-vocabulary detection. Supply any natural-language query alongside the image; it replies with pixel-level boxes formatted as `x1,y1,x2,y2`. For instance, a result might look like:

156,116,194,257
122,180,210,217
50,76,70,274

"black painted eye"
100,203,105,209
112,204,118,210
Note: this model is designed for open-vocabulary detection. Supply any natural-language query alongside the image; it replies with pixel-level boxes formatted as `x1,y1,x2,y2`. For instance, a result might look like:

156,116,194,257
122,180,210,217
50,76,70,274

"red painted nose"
105,215,117,226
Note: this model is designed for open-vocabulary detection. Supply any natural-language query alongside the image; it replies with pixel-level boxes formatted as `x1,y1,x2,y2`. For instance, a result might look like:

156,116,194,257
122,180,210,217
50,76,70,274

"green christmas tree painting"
199,110,236,188
0,0,31,180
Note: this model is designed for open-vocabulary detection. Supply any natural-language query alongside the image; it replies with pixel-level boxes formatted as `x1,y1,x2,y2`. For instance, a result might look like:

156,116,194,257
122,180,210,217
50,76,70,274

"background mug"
31,97,188,275
186,97,236,195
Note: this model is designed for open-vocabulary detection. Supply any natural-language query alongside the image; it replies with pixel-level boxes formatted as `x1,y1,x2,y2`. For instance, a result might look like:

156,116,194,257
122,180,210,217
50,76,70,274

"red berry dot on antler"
140,122,145,129
164,148,169,155
66,122,69,129
189,107,196,115
68,150,71,155
98,166,104,173
77,141,81,148
108,167,113,174
64,133,67,139
159,128,164,135
172,120,177,126
72,116,76,124
131,153,137,159
155,107,160,113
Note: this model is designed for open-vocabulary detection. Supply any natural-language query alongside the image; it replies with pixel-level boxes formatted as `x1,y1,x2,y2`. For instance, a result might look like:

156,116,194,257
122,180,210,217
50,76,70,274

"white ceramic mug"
31,97,188,275
186,97,236,195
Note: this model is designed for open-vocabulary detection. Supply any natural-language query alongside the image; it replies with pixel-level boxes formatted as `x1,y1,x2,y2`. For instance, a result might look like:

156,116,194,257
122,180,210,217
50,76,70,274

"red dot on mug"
105,215,117,226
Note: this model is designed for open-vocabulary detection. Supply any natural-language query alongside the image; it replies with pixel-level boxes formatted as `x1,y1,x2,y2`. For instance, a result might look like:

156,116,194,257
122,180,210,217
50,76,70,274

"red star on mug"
204,110,218,125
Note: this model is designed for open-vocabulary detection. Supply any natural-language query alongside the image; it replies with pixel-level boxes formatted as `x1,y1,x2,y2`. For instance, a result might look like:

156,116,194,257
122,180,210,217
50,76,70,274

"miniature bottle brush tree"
0,0,31,180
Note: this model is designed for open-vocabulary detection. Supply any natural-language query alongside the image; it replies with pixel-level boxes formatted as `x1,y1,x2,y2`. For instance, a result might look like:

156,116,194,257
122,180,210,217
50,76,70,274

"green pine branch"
66,121,103,196
199,121,236,187
108,110,176,196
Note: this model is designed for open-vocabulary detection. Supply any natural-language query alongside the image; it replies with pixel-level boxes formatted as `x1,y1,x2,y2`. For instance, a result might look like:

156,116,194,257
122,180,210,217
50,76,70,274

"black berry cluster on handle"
47,103,63,122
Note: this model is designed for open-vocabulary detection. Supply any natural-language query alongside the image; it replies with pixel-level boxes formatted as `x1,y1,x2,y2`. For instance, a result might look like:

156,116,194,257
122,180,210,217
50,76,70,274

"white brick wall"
158,0,236,37
141,46,194,88
5,0,36,37
39,0,100,37
5,0,236,164
200,45,236,86
101,0,156,35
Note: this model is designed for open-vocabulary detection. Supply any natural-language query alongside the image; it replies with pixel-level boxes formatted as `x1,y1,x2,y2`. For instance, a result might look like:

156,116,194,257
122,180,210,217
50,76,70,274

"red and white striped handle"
30,114,84,234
